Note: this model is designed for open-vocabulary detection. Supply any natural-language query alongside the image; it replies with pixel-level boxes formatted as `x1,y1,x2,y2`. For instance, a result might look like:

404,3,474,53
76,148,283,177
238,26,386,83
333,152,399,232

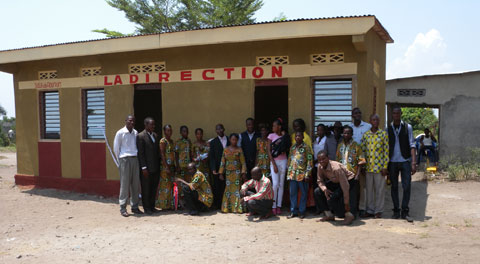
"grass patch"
0,145,16,152
464,219,473,228
419,232,430,239
420,223,429,228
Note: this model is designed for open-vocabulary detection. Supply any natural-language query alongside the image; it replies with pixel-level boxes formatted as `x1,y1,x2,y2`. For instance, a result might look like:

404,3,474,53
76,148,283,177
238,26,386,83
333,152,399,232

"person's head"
125,115,135,130
293,118,306,133
187,162,197,175
144,117,155,133
259,123,269,138
163,124,172,138
316,124,326,138
333,121,343,134
215,123,225,137
424,128,430,136
343,125,353,142
392,106,402,122
317,150,330,168
180,125,188,138
251,166,262,180
295,131,304,145
272,119,283,134
246,118,255,133
229,133,239,146
352,107,362,123
195,128,204,141
369,114,380,129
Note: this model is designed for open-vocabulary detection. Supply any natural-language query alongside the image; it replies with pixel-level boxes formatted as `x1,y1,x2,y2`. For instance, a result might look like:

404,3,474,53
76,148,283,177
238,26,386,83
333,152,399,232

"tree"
401,107,439,136
0,104,6,116
94,0,263,36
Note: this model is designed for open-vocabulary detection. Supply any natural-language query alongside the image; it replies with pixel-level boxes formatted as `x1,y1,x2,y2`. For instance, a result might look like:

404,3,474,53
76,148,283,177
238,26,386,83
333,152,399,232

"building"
386,70,480,160
0,15,392,196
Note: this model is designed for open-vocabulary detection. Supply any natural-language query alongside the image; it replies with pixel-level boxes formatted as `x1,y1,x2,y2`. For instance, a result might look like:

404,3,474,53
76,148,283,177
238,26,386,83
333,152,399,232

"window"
40,91,60,139
83,89,105,139
313,80,352,126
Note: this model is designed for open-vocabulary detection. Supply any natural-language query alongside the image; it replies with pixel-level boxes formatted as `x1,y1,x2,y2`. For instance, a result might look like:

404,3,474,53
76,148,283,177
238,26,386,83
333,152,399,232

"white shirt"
147,132,155,143
350,120,372,143
219,135,228,149
238,131,256,147
113,126,138,159
390,121,416,162
313,136,327,160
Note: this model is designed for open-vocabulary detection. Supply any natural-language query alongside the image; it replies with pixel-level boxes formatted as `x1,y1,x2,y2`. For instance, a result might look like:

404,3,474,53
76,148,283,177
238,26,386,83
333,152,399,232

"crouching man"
241,167,274,219
314,150,357,225
175,162,213,216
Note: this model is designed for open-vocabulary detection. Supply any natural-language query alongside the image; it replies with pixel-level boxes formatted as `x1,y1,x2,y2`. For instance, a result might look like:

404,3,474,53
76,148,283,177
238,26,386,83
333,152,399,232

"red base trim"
15,174,120,197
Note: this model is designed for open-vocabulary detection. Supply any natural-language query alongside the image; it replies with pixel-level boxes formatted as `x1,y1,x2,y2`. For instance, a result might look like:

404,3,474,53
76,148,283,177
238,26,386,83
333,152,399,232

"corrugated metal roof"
0,15,392,53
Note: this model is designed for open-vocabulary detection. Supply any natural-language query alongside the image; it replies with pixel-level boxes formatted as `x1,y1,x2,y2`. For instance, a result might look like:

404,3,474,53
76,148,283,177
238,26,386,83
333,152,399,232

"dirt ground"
1,151,479,264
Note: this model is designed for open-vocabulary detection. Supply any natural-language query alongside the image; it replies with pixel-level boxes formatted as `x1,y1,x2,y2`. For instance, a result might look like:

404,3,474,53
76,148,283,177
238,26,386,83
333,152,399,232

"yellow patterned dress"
191,170,214,208
193,142,212,186
256,138,271,177
219,147,246,213
175,138,193,182
156,137,175,209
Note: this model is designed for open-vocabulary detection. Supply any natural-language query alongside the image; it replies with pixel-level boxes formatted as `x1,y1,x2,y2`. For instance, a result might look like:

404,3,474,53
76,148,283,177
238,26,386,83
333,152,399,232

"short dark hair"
318,150,329,158
216,123,224,129
343,125,353,133
245,117,254,123
229,133,239,140
317,123,326,129
163,124,172,131
258,123,268,130
195,128,203,134
144,117,154,125
392,105,402,112
293,118,306,132
352,107,361,114
180,125,188,132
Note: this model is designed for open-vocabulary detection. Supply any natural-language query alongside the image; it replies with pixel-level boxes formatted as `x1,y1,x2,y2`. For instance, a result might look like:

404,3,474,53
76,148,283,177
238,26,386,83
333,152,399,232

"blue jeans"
388,161,412,212
289,180,309,214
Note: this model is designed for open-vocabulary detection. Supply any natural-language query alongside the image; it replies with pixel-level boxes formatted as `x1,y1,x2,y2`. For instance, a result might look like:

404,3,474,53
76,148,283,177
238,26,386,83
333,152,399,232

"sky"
1,0,479,117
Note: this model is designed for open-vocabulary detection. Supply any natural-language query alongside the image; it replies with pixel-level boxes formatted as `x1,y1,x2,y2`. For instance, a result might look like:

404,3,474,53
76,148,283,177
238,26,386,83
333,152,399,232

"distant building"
0,15,392,196
386,70,480,159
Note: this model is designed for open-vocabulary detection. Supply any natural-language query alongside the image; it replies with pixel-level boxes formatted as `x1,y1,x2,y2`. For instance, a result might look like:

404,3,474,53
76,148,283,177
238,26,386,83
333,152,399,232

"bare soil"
1,151,479,263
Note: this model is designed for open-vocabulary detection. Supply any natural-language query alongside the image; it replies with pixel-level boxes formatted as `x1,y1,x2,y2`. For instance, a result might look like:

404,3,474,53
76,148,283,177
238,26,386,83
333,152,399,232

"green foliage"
0,105,6,116
94,0,264,36
440,147,480,181
401,107,438,136
273,12,287,21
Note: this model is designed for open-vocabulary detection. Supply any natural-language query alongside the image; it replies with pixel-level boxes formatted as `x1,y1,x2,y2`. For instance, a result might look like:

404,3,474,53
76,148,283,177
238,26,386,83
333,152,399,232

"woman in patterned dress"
193,128,212,186
255,123,273,178
175,125,194,182
219,133,246,213
156,124,176,210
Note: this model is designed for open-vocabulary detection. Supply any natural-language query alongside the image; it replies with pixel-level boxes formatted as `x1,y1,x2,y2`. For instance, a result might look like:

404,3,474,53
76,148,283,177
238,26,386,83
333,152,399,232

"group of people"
113,105,418,224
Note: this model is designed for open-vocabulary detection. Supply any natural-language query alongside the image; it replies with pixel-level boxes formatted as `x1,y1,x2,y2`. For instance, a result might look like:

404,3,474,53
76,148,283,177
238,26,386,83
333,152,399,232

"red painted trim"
15,174,120,197
255,79,288,87
38,141,62,177
80,142,106,179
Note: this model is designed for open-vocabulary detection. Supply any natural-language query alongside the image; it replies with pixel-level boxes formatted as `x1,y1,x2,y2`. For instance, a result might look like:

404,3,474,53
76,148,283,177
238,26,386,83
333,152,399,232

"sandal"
121,211,129,217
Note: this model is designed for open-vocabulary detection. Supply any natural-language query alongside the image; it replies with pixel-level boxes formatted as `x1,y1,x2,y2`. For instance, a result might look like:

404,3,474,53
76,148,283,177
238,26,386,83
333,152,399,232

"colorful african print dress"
256,138,271,177
191,170,214,208
156,137,175,209
219,147,246,213
175,138,193,182
193,142,212,186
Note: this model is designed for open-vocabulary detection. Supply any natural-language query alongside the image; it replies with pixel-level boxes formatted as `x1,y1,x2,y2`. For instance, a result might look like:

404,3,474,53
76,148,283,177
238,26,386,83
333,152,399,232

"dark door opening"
134,84,162,136
254,85,288,130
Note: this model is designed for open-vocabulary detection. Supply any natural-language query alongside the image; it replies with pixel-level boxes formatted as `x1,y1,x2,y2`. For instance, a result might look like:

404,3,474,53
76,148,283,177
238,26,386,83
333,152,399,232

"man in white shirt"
113,115,142,217
349,107,371,216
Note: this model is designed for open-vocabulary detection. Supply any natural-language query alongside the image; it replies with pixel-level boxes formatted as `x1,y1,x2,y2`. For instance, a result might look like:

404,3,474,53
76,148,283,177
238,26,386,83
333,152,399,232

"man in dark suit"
239,118,260,180
209,123,230,210
136,117,160,215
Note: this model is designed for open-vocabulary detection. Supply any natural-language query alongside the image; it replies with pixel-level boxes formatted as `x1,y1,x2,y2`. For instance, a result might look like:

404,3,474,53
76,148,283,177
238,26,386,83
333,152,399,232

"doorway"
134,84,162,136
254,81,288,129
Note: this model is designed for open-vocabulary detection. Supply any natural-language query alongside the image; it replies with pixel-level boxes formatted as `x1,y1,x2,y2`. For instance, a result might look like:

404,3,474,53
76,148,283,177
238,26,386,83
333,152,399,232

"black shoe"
392,210,400,219
132,208,144,214
360,212,375,218
151,208,161,214
145,209,153,215
402,210,413,222
299,213,306,219
287,213,298,219
120,210,129,217
189,210,199,216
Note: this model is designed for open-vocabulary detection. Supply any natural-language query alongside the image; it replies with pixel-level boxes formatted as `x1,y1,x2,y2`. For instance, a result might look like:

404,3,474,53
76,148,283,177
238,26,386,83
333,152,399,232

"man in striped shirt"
241,167,274,219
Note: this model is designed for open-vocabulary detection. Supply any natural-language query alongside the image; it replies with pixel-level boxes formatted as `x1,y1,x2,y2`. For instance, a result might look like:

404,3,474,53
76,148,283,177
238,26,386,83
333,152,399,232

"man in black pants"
314,150,356,225
136,117,160,215
241,167,274,219
175,163,213,216
239,118,260,180
209,124,230,210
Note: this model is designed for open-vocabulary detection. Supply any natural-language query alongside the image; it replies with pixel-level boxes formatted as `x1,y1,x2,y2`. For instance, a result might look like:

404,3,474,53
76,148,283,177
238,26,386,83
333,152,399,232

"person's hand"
273,164,279,173
381,168,388,177
411,163,417,175
142,169,149,178
324,189,332,200
189,183,195,191
219,174,225,181
212,170,218,175
240,189,246,196
304,176,310,182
